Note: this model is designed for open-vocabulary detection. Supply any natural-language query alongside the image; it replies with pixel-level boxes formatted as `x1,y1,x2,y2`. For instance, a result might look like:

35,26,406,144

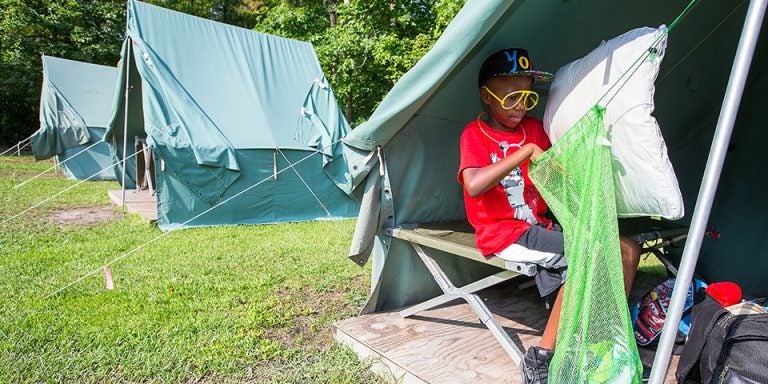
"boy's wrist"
524,143,534,157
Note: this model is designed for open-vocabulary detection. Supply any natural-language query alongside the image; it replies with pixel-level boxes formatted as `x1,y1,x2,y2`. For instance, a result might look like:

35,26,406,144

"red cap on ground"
705,282,742,308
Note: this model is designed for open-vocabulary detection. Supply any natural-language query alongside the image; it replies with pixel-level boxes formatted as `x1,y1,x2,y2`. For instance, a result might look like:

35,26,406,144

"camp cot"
326,0,767,381
30,56,119,181
105,0,359,231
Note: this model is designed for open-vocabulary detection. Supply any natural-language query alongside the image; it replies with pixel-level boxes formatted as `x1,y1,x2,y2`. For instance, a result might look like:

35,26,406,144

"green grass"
0,155,382,383
638,253,667,277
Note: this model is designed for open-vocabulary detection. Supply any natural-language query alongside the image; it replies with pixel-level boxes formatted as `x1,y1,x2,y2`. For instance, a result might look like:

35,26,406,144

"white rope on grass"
0,145,19,157
13,140,105,189
1,151,139,226
14,140,32,155
44,139,346,299
0,134,34,156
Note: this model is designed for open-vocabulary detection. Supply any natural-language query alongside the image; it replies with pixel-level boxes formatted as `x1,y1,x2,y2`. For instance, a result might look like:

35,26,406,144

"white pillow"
543,26,684,220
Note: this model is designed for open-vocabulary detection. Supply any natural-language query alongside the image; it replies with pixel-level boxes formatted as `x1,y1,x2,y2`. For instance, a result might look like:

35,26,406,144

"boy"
457,48,641,384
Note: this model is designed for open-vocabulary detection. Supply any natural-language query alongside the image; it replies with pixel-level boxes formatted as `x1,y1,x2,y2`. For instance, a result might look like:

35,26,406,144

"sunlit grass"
0,155,380,383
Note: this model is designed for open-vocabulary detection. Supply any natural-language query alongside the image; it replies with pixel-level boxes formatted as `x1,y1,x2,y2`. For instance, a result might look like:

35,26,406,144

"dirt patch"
263,274,369,353
45,205,123,226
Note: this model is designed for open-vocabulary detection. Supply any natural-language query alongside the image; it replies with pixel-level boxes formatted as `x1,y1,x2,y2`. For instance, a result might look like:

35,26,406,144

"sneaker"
521,346,554,384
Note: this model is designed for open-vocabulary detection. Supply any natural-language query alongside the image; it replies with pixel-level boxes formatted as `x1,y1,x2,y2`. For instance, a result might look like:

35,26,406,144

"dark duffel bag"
676,294,768,384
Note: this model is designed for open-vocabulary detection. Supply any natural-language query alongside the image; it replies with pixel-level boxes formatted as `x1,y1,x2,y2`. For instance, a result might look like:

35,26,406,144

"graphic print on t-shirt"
490,151,538,225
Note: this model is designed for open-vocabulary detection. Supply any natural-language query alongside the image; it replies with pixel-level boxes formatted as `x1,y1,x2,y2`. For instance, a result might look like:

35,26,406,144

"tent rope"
0,133,35,156
659,0,748,83
13,139,105,189
597,0,699,108
15,140,31,153
276,148,335,219
1,151,138,225
44,138,346,299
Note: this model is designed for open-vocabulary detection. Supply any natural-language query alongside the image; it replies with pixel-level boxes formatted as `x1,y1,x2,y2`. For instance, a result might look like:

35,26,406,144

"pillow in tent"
543,26,684,220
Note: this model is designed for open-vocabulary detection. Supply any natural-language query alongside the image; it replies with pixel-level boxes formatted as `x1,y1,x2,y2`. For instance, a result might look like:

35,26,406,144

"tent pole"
121,42,132,212
647,1,767,383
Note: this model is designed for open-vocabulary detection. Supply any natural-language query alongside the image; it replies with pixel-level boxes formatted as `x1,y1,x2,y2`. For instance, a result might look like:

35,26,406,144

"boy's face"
480,75,534,131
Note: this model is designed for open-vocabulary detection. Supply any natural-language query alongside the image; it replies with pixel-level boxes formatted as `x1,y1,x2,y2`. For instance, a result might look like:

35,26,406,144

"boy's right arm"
462,143,543,197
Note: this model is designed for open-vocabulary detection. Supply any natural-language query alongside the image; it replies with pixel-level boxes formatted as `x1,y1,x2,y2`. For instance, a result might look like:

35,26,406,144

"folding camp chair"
388,218,711,366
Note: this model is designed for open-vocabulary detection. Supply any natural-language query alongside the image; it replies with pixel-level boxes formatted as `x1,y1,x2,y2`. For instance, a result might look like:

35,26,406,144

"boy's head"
478,48,552,130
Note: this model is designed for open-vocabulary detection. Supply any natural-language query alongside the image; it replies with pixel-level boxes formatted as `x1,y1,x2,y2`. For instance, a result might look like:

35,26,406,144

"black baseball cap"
478,48,553,87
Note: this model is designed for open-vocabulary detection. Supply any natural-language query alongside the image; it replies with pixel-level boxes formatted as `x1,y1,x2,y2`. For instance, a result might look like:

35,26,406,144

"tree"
0,0,465,145
0,0,125,146
253,0,465,124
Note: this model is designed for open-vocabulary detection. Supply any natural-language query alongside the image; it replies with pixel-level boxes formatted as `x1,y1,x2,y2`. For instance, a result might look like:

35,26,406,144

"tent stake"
648,1,767,382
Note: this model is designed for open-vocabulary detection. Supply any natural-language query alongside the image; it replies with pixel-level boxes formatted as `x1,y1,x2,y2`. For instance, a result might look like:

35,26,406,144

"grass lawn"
0,155,383,383
0,153,667,383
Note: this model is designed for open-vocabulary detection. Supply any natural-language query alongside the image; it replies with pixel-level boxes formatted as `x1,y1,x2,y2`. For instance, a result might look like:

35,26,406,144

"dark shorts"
514,224,565,258
514,224,567,298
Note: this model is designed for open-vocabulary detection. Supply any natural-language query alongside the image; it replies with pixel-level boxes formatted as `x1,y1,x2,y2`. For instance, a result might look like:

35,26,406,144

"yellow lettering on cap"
518,56,529,70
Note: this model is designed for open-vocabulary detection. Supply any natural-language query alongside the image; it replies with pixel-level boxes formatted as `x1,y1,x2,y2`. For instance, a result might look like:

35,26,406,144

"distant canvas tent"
329,0,766,312
105,0,359,230
30,56,119,181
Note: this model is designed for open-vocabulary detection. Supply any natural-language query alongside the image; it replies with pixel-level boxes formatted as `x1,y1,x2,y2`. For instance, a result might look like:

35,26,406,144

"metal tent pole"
648,1,767,383
121,42,132,212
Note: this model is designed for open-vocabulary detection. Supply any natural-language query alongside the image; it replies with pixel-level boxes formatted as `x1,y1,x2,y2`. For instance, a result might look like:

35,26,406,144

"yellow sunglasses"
482,86,539,111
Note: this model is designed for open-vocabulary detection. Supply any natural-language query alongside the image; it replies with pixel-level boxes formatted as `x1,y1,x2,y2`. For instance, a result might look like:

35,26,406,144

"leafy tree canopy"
0,0,465,145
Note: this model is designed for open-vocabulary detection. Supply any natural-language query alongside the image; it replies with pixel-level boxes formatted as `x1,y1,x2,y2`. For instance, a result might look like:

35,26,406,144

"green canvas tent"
30,56,119,181
328,0,766,372
105,0,358,231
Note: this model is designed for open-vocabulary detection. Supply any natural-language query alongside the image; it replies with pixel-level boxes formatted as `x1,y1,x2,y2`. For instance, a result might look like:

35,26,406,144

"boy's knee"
619,236,641,264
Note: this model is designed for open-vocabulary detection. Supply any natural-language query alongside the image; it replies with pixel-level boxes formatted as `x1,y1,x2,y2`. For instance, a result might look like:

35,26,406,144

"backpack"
676,294,768,384
630,277,707,347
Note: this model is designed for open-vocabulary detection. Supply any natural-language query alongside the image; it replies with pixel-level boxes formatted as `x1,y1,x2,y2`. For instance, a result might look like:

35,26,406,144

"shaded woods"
0,0,465,145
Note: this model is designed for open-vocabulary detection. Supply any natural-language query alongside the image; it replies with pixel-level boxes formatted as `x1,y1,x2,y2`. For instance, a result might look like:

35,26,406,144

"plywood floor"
107,189,157,222
333,273,680,384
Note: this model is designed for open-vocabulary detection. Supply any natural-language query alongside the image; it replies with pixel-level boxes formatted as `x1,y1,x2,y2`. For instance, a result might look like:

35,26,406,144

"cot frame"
386,222,536,365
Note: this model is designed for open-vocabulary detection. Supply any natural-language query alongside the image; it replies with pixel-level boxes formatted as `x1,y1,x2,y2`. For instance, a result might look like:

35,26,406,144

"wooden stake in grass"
104,266,114,290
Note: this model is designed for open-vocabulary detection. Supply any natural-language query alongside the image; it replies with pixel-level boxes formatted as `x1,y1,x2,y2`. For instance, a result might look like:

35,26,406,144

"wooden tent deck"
333,274,680,384
107,189,157,222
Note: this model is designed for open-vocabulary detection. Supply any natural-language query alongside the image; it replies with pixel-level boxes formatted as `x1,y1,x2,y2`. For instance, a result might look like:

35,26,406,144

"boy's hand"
528,143,544,162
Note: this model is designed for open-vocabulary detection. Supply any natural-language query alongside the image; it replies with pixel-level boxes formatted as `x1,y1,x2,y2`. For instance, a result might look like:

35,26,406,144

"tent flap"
295,75,351,164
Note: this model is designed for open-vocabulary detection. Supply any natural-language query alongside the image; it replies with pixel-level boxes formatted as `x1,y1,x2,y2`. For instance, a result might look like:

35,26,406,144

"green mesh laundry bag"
529,105,642,384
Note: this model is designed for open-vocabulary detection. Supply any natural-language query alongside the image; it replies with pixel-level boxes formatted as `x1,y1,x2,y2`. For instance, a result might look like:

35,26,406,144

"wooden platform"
107,189,157,222
333,274,680,384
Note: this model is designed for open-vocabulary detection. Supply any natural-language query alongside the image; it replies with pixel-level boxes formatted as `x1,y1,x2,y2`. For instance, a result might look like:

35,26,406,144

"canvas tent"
329,0,766,368
105,0,358,231
30,56,119,181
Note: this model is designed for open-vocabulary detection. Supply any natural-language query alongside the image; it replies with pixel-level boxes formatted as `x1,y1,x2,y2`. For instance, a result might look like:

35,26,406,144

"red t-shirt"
457,116,553,255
